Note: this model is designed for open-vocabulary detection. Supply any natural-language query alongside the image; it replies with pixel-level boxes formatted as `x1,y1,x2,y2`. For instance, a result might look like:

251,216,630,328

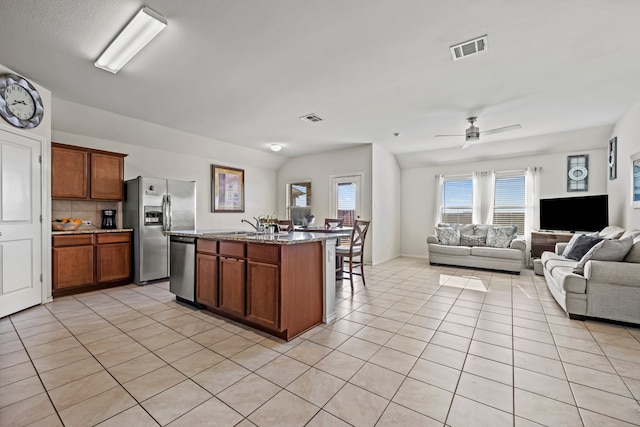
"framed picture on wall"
608,137,617,180
632,151,640,209
212,165,245,212
567,154,589,192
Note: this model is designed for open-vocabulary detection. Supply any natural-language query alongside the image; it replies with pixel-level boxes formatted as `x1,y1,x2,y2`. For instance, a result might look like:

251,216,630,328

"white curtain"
433,174,444,227
472,171,496,224
524,166,541,265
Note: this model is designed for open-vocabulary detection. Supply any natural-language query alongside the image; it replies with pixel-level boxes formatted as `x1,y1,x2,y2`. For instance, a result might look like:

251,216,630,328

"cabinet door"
246,260,280,330
96,242,131,283
90,152,124,200
51,145,88,199
219,257,245,317
52,246,94,289
196,253,218,307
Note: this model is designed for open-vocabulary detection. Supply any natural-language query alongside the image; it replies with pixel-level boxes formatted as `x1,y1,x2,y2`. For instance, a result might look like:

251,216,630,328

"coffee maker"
101,210,117,229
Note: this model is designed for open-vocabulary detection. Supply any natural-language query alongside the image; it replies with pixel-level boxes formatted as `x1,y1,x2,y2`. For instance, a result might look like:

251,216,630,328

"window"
337,182,356,226
287,182,311,225
441,177,473,224
493,173,525,232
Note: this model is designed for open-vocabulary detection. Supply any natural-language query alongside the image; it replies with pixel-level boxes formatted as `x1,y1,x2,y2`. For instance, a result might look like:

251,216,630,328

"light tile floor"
1,257,639,426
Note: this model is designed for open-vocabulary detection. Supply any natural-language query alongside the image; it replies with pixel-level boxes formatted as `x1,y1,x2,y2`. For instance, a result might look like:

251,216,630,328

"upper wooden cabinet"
52,142,127,201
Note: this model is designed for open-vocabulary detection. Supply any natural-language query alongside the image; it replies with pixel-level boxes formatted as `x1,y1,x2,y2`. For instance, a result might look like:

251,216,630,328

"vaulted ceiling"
1,0,639,167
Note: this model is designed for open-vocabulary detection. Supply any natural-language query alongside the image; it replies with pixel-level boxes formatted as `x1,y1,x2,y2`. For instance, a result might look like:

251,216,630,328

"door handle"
166,194,172,231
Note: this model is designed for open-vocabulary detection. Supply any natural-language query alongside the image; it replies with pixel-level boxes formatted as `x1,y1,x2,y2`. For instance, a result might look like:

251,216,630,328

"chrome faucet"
241,218,260,231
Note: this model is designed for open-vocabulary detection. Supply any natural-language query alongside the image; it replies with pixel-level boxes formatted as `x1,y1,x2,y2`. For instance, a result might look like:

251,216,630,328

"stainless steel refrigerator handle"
167,194,173,231
161,194,168,233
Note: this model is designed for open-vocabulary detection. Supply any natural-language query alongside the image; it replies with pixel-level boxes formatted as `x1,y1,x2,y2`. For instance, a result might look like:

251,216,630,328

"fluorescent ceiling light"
270,144,282,152
95,7,167,73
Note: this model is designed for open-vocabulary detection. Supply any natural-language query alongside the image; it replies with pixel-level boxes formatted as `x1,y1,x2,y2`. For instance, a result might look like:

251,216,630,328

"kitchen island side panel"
280,241,323,338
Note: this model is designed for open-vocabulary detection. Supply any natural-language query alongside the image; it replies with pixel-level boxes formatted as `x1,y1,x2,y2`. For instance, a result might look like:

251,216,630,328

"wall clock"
567,154,588,192
0,73,44,129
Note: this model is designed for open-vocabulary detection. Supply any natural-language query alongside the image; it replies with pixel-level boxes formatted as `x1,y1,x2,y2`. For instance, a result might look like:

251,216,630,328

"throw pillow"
573,237,635,274
561,232,598,257
624,236,640,263
474,224,491,237
460,234,486,247
564,234,603,260
435,226,460,246
486,225,517,248
599,226,625,240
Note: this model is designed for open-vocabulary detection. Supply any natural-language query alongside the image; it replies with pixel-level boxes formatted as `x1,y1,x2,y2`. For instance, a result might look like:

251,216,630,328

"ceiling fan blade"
462,139,472,149
480,124,522,136
434,134,464,137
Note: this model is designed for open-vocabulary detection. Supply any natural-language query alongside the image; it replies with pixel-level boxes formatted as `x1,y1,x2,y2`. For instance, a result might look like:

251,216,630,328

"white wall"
400,148,608,258
372,144,401,264
276,145,373,261
609,101,640,229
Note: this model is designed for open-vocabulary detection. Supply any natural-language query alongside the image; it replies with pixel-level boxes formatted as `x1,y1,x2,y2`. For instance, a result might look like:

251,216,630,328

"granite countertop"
52,228,133,235
167,229,351,245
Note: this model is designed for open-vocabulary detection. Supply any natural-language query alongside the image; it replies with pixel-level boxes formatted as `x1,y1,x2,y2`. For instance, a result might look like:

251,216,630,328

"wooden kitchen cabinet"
51,144,89,199
52,231,132,296
246,260,280,330
196,239,219,307
52,238,94,289
219,256,246,317
194,238,322,340
96,233,131,283
196,253,218,308
52,142,127,201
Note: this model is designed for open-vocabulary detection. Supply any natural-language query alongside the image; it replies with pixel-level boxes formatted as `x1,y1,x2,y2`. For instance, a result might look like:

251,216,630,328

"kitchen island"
167,230,350,340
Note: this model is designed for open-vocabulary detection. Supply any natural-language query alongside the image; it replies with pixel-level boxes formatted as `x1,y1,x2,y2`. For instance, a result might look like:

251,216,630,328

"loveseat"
540,226,640,324
427,224,526,273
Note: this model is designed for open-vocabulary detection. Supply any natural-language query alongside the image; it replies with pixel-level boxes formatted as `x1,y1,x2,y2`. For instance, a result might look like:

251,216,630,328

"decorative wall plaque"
567,154,588,192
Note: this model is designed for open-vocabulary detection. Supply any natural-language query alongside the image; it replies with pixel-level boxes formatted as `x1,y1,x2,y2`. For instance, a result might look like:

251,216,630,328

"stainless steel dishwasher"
169,235,198,306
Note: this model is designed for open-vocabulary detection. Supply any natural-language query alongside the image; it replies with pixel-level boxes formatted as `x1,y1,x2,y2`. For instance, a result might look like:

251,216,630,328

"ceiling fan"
435,117,522,149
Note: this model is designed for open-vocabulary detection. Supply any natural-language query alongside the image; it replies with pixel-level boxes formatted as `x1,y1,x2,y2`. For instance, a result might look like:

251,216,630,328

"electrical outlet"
82,220,92,225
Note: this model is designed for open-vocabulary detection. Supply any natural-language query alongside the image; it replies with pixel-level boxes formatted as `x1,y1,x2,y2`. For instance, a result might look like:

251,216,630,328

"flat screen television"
539,195,608,232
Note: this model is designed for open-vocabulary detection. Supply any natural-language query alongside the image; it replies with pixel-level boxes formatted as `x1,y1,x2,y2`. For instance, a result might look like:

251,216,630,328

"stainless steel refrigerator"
123,176,196,286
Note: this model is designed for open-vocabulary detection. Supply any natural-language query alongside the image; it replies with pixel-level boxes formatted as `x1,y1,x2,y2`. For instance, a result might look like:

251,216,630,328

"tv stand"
531,231,573,258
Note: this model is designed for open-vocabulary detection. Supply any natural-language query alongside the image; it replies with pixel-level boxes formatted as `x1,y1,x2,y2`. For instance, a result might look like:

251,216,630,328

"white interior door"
0,128,42,318
330,174,362,227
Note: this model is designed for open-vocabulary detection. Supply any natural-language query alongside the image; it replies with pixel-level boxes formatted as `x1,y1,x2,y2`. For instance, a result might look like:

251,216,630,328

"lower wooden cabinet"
246,260,280,330
219,256,246,317
196,253,218,308
52,245,94,289
52,231,132,296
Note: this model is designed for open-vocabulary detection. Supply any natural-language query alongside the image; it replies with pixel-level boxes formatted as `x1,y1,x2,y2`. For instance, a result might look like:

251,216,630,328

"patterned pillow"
435,226,460,246
460,234,486,247
486,225,517,248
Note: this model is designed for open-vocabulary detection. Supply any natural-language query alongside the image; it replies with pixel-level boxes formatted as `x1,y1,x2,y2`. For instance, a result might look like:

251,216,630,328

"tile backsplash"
52,200,122,230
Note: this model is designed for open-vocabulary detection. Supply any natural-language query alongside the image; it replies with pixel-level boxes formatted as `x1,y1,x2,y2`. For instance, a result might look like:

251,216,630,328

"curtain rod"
435,166,542,178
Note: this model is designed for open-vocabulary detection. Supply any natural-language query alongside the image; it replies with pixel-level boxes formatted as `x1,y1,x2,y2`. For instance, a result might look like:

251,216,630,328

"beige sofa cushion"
624,236,640,263
599,225,625,239
550,266,588,293
428,244,471,256
470,246,522,260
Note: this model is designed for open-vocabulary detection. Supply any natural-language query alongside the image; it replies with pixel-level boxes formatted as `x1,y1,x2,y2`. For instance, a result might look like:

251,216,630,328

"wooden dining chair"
324,218,344,229
336,220,370,289
276,219,294,232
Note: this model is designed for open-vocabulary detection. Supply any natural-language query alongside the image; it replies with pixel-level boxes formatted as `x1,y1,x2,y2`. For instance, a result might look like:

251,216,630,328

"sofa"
426,223,526,273
540,226,640,324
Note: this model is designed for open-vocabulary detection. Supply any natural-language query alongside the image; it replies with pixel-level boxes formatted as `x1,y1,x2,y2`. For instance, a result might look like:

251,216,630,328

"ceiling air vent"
450,35,488,61
300,113,323,123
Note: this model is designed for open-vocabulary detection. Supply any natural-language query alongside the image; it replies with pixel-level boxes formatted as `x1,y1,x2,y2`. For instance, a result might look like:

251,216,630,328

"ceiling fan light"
95,7,167,73
270,144,282,152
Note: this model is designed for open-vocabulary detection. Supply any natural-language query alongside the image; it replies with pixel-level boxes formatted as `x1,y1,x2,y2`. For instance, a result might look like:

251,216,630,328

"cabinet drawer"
219,241,245,258
96,232,130,244
53,234,93,247
247,243,280,264
197,239,218,255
